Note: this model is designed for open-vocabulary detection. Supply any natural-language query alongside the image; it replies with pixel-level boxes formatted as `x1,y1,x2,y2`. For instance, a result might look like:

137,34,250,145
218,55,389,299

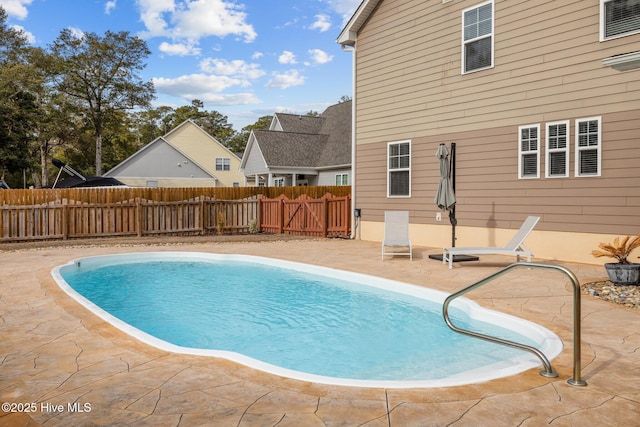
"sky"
0,0,360,130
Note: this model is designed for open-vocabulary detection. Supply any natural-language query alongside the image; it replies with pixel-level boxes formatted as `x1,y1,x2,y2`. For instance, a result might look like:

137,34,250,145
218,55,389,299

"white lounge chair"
442,216,540,269
382,211,412,260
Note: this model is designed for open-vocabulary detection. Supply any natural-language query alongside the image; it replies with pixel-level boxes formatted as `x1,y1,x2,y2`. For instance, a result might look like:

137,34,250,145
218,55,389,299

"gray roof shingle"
254,100,351,169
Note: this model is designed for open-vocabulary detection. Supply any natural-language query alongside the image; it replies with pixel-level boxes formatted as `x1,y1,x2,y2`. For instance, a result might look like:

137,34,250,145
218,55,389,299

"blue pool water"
53,252,562,388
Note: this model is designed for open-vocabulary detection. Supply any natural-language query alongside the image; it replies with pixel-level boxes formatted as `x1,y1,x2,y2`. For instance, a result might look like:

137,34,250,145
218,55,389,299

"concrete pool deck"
1,237,639,426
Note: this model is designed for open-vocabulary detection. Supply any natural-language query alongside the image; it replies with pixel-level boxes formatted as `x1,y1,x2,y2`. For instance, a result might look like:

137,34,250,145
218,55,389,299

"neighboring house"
338,0,640,264
105,120,244,188
240,100,352,187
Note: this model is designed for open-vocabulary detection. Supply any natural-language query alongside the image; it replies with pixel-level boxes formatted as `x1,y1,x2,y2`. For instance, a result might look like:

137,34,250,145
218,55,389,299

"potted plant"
592,235,640,285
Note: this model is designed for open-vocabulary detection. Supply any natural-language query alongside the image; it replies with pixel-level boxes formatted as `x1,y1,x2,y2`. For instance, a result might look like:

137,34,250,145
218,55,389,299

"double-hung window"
545,121,569,178
601,0,640,40
335,173,349,186
387,140,411,197
518,125,540,179
575,117,602,177
216,158,230,171
462,1,494,73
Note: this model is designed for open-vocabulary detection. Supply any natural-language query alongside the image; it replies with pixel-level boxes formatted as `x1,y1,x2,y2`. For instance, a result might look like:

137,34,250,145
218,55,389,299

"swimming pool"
52,252,563,388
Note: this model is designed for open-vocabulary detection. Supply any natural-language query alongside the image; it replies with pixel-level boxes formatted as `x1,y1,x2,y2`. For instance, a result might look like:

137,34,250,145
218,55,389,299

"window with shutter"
601,0,640,40
546,121,569,178
462,1,493,73
575,118,602,177
387,141,411,197
518,125,540,179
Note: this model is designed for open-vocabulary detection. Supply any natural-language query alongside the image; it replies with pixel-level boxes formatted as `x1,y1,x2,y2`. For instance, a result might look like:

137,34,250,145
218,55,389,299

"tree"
33,91,84,187
48,29,155,175
0,7,43,187
226,115,273,155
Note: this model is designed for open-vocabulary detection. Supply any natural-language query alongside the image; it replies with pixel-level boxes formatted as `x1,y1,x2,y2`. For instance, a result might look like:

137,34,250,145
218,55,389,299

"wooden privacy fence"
0,189,352,242
259,193,351,238
0,196,259,242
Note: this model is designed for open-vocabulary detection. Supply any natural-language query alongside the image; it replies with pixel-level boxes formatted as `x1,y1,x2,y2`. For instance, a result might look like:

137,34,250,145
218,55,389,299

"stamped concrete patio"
1,236,639,426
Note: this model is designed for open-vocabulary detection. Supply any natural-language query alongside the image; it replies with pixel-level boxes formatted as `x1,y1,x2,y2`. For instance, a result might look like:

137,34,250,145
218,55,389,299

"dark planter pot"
604,263,640,285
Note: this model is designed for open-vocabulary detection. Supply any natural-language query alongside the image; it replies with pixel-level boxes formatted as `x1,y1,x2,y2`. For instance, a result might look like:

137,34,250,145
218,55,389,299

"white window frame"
273,177,285,187
518,124,540,179
335,173,349,186
600,0,640,41
545,121,570,178
461,0,494,74
387,140,411,198
575,117,602,177
215,157,230,171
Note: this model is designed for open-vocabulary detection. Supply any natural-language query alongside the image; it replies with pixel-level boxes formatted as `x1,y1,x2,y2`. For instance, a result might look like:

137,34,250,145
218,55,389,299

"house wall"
318,168,351,186
242,141,269,176
107,141,212,178
117,177,218,188
166,122,245,187
352,0,640,264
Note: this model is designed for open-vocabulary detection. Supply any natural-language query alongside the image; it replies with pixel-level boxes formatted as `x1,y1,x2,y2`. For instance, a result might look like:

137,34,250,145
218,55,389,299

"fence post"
62,199,68,240
136,198,142,237
256,195,261,233
199,195,205,235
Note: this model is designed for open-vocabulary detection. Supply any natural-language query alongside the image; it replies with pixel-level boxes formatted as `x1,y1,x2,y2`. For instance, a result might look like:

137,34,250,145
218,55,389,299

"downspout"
342,43,357,239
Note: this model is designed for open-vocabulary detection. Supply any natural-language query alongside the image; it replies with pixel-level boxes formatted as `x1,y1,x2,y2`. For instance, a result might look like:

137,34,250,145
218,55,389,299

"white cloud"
278,50,297,65
321,0,360,23
265,70,305,89
251,51,263,60
199,58,265,80
159,41,201,56
135,0,174,37
0,0,33,20
10,24,34,43
67,27,85,39
154,73,241,93
309,14,331,32
152,74,260,105
104,0,117,14
307,49,333,65
198,92,260,105
135,0,256,43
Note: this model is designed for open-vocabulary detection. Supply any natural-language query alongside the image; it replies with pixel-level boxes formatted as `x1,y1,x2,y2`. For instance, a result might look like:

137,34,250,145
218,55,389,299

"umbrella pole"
450,142,457,247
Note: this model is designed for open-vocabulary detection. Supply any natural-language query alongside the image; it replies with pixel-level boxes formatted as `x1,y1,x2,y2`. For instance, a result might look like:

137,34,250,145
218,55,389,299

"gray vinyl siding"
106,141,211,179
318,168,351,186
242,145,268,176
353,0,640,236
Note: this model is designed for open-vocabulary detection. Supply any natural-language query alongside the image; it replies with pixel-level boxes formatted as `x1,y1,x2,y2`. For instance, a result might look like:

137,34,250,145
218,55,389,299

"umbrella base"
428,254,479,262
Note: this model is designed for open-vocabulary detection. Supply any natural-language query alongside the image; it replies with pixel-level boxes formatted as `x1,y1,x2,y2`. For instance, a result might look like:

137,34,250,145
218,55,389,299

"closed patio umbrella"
429,143,478,263
434,143,456,211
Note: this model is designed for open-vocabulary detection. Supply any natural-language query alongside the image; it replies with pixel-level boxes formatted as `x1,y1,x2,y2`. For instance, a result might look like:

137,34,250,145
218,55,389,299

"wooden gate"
259,193,351,238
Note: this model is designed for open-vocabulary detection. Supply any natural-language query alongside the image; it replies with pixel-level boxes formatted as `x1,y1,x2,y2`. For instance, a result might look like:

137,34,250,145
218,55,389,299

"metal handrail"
442,262,587,386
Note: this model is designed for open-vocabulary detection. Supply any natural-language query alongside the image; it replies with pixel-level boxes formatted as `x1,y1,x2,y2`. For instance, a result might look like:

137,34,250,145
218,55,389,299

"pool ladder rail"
442,262,587,387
